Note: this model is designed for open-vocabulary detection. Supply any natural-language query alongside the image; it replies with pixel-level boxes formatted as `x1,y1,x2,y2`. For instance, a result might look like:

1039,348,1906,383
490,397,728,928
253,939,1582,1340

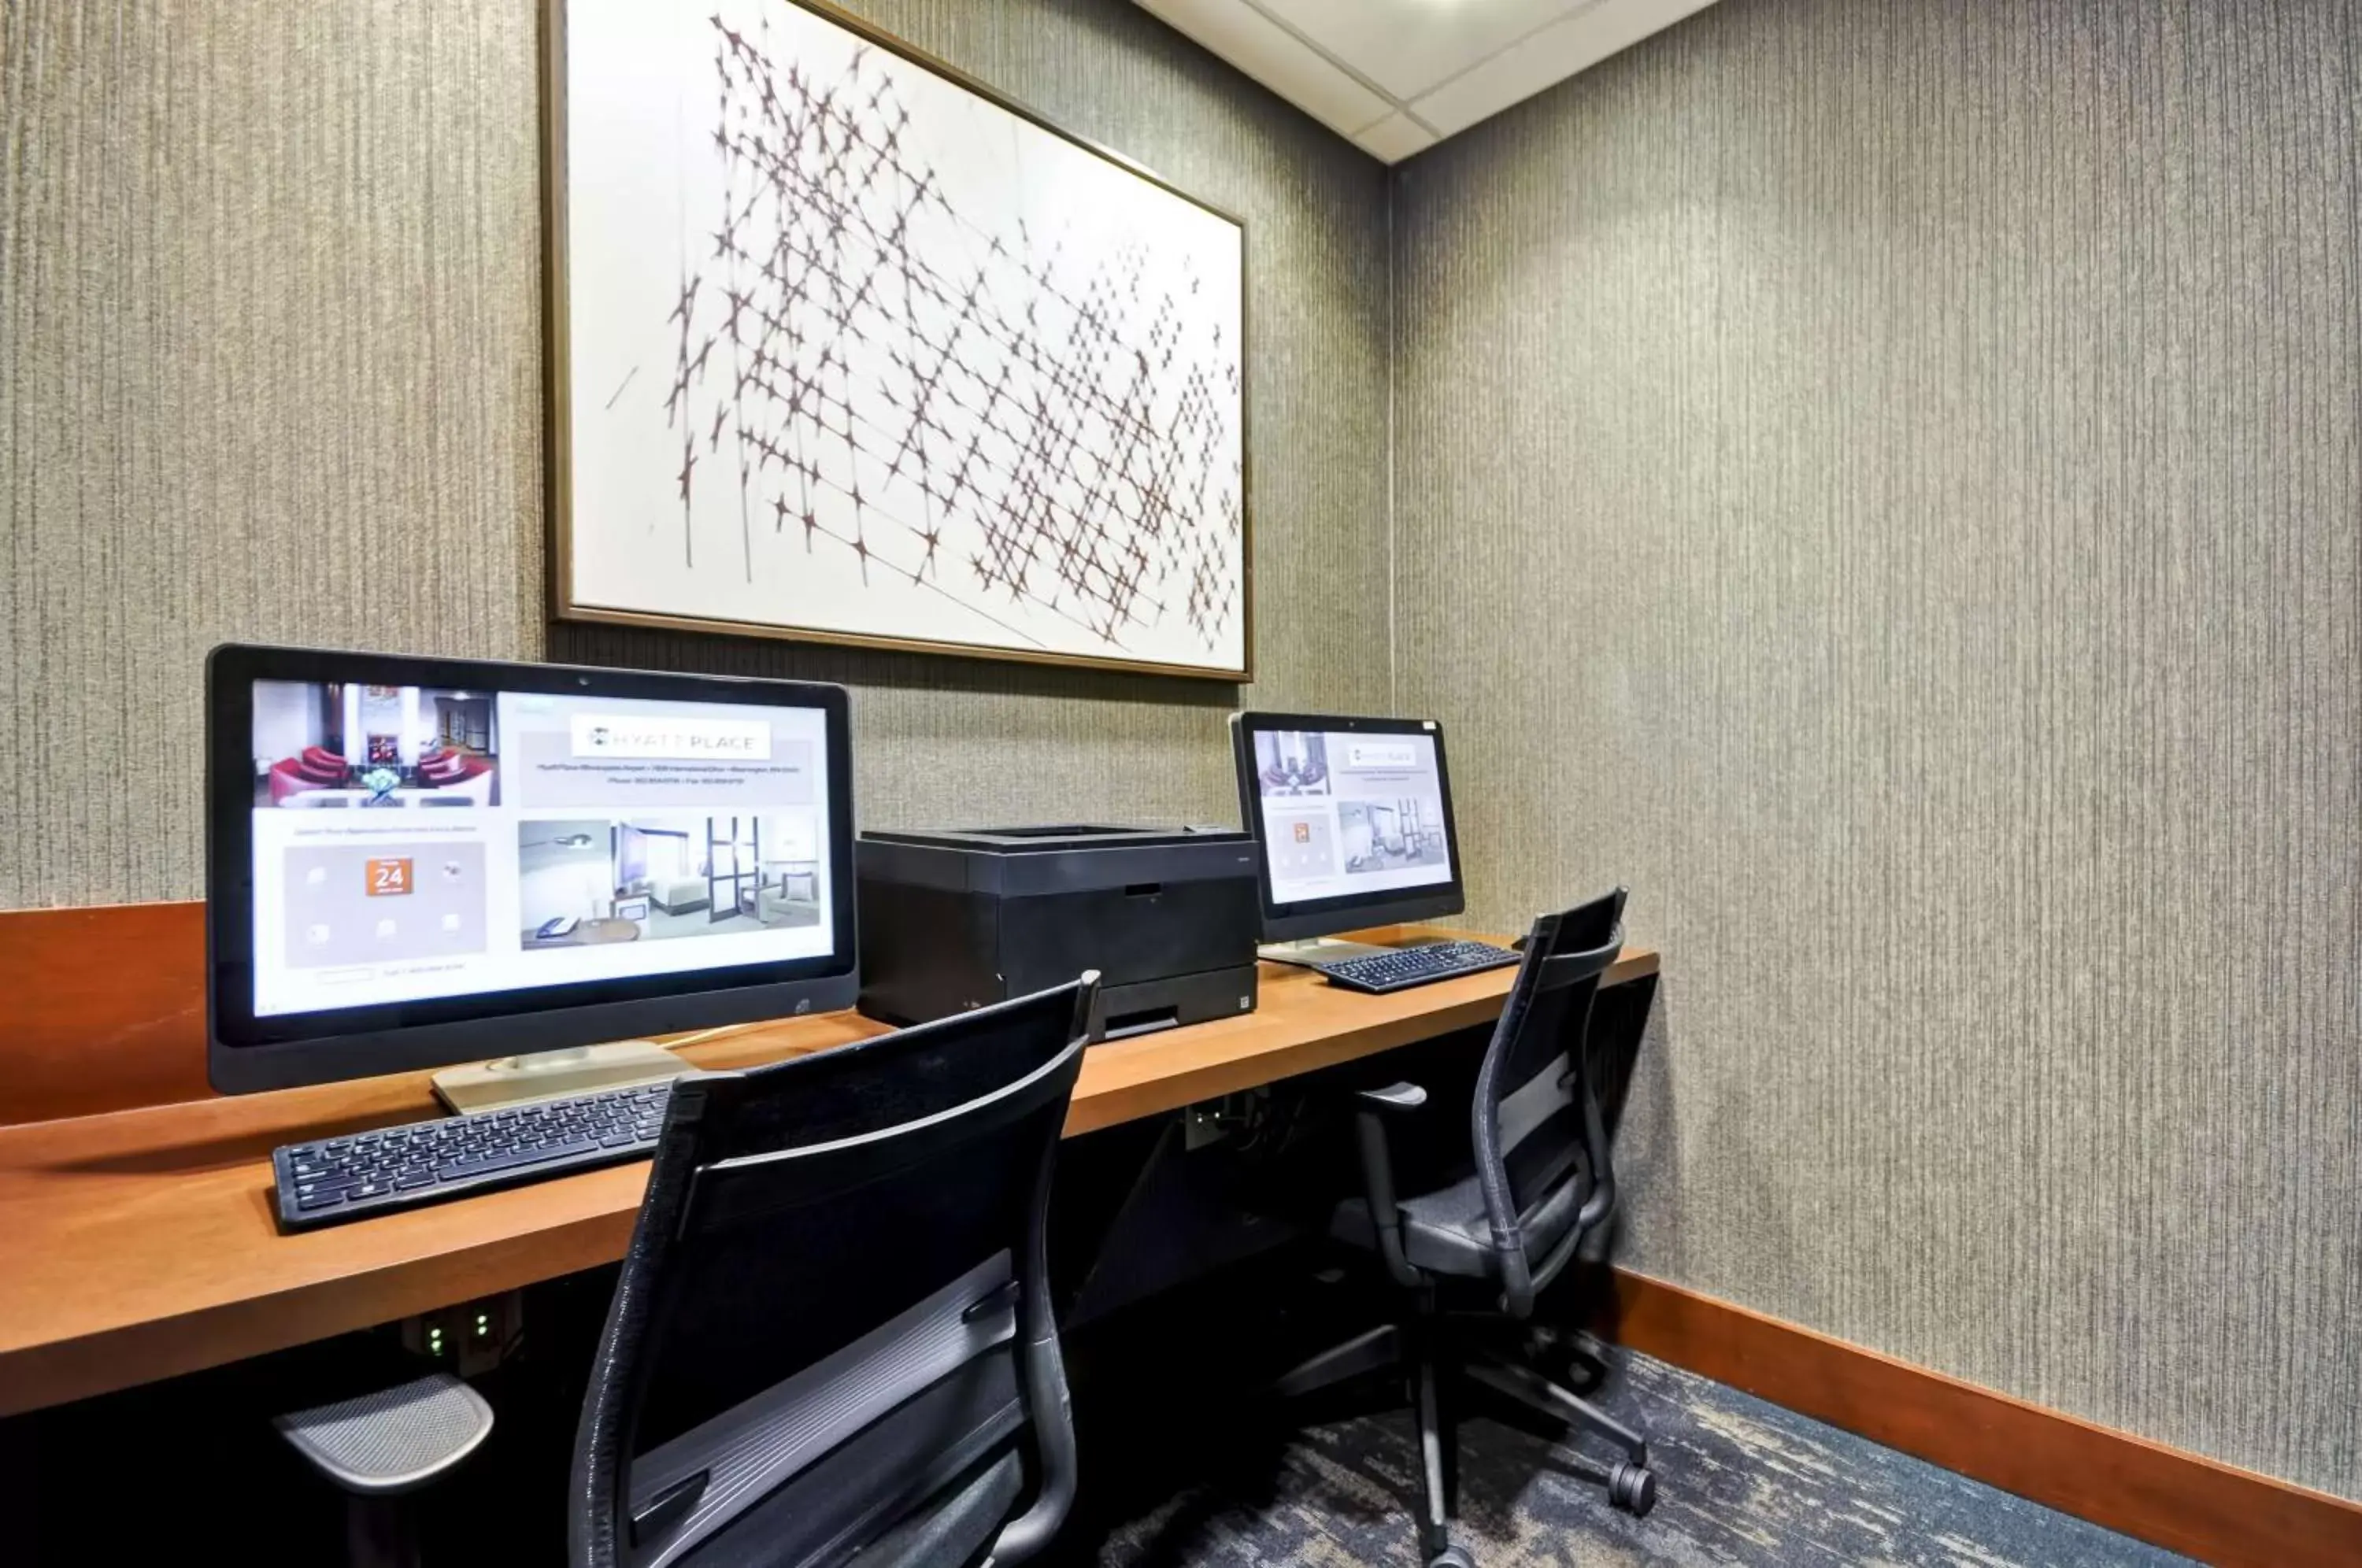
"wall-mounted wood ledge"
1,903,215,1125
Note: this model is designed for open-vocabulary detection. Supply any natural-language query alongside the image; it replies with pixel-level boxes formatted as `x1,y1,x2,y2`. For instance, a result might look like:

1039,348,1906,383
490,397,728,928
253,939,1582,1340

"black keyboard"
1316,940,1523,995
272,1081,676,1231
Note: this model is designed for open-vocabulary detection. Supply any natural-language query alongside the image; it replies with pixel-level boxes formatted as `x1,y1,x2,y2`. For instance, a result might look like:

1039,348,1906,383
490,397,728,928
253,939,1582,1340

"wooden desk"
0,934,1655,1418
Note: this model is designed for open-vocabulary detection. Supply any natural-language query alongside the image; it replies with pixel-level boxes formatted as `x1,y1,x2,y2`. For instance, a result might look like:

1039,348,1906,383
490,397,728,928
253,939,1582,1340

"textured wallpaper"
10,0,2360,1507
1393,0,2362,1500
0,0,1388,907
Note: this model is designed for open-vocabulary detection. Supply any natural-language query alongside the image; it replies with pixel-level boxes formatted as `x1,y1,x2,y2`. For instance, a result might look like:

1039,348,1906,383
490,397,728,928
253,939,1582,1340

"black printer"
856,824,1261,1041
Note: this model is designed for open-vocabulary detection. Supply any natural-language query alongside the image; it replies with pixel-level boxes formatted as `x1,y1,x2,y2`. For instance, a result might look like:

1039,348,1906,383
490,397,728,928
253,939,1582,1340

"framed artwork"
544,0,1251,679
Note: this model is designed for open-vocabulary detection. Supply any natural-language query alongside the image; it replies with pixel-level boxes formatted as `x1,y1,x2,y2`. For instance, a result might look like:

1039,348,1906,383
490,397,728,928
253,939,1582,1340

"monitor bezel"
205,643,861,1094
1228,711,1468,941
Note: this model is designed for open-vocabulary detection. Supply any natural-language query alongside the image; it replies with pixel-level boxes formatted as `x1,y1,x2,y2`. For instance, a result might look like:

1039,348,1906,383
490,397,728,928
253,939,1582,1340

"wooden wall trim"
1597,1268,2362,1568
0,902,213,1126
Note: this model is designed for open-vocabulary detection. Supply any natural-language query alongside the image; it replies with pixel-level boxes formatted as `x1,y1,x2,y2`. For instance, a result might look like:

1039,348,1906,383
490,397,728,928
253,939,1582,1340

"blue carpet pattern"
1098,1344,2196,1566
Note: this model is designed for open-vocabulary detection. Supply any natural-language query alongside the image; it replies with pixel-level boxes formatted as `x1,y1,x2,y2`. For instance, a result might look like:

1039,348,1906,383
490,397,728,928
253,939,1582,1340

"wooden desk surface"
0,934,1655,1418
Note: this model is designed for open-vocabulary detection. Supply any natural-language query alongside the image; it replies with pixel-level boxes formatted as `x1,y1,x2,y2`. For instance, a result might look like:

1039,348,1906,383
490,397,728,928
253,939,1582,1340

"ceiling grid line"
1136,0,1723,161
1231,0,1446,138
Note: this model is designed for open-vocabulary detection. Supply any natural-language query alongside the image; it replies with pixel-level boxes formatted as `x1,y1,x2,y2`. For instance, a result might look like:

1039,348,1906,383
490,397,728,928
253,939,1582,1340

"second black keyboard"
273,1080,677,1231
1315,940,1523,994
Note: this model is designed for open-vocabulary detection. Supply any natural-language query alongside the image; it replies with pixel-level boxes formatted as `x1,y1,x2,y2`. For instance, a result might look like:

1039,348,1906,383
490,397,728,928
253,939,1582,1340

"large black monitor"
206,644,859,1099
1229,711,1467,952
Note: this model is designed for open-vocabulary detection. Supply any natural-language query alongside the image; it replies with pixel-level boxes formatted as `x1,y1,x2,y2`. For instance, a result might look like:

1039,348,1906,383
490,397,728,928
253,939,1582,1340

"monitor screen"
246,680,836,1019
1249,727,1454,905
208,646,859,1092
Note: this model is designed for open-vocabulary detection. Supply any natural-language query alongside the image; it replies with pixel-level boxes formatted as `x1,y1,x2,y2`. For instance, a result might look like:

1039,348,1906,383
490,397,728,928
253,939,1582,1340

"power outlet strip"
400,1290,521,1378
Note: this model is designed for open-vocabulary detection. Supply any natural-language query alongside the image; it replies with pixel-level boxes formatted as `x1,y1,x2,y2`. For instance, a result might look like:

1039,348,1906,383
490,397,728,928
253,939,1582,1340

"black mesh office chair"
1279,889,1651,1568
570,975,1098,1568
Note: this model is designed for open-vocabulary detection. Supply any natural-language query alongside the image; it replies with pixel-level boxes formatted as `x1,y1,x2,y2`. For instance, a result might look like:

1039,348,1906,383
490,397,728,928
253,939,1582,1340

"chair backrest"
571,976,1098,1568
1470,889,1627,1318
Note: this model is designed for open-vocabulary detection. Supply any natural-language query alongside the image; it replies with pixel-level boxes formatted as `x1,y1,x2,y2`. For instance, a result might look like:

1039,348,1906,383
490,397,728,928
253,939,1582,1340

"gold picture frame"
542,0,1253,681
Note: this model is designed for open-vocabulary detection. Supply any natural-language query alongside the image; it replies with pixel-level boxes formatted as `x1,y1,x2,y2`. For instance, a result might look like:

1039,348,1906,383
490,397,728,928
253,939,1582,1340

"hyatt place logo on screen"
1345,741,1420,771
570,715,773,760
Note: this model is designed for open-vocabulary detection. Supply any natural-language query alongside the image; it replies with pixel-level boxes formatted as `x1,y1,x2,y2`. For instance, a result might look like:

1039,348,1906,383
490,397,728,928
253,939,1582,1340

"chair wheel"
1608,1462,1657,1517
1427,1548,1476,1568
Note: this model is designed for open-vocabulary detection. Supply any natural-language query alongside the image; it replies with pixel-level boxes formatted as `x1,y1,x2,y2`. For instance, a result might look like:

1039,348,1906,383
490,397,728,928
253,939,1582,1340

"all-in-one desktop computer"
205,644,859,1228
1228,712,1522,993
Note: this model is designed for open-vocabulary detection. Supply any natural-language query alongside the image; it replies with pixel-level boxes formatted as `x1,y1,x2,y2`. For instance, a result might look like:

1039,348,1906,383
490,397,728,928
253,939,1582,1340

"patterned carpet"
1089,1344,2194,1568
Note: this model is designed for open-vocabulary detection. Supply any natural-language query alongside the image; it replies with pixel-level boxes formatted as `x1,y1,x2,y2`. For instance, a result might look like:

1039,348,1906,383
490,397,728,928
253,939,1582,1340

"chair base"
343,1493,419,1568
1274,1304,1657,1563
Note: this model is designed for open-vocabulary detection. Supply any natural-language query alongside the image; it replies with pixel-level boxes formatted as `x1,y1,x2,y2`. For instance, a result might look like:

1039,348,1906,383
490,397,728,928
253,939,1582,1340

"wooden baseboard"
1596,1268,2362,1568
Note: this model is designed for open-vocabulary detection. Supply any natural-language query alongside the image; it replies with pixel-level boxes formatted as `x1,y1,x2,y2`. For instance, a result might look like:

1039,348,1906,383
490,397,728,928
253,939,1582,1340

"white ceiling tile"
1254,0,1579,101
1409,0,1719,136
1353,112,1440,164
1138,0,1395,137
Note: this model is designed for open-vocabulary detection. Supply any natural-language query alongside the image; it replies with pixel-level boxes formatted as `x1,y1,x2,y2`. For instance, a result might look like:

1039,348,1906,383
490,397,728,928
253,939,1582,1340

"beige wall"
0,0,1390,907
1392,0,2362,1500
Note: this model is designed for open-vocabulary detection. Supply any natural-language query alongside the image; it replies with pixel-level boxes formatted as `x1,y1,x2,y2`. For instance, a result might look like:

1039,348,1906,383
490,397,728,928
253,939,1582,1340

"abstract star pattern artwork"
549,0,1250,679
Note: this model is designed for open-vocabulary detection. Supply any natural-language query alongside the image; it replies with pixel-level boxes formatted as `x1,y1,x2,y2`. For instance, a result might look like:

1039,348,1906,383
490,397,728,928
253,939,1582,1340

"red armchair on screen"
268,752,348,804
416,748,494,801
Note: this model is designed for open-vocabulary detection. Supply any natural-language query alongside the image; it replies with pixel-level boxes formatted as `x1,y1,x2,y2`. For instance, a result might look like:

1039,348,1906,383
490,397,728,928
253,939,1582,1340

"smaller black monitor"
1228,712,1466,952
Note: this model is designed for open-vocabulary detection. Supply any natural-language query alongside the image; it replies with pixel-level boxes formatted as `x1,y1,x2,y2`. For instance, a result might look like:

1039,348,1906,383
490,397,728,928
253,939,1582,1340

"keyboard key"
296,1191,346,1211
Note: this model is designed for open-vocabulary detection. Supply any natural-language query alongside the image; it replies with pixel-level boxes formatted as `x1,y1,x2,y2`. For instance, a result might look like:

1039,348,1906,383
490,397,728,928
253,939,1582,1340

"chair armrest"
1358,1082,1427,1113
1353,1082,1426,1288
984,1049,1092,1568
1557,1065,1616,1241
981,1311,1074,1566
